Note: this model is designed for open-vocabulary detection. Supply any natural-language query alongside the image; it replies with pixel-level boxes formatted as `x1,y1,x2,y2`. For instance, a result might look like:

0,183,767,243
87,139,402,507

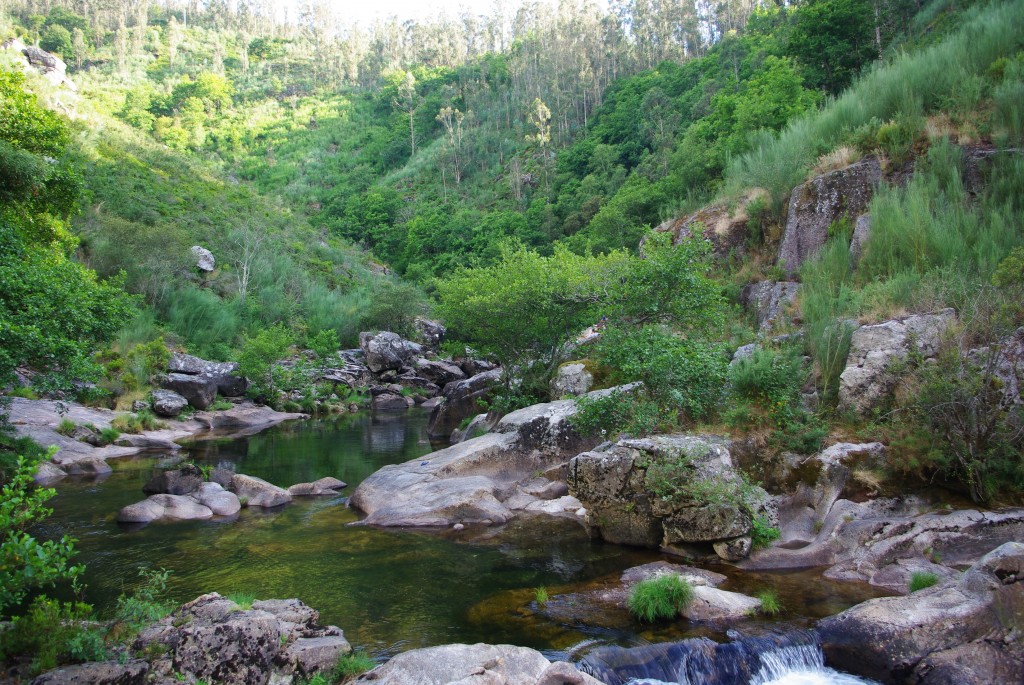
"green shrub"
238,323,294,399
0,596,106,675
627,575,693,623
756,590,782,616
750,515,781,550
334,651,375,682
98,427,121,445
570,389,663,438
113,568,173,635
9,386,39,400
909,571,939,592
534,586,549,605
227,592,256,610
56,418,77,436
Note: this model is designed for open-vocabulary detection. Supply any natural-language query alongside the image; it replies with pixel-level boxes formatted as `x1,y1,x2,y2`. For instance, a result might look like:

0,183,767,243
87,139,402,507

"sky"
273,0,566,27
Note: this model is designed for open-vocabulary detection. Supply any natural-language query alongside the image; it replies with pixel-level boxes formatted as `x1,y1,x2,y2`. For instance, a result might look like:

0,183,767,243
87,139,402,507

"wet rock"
427,368,502,440
359,331,423,373
143,464,203,496
33,461,67,485
150,389,188,418
683,586,761,621
739,281,801,333
192,403,306,431
168,352,247,397
63,456,112,476
30,660,148,685
231,473,292,508
421,396,443,410
372,392,413,412
837,309,955,415
818,542,1024,685
550,362,594,399
778,157,882,275
288,477,347,496
353,643,552,685
118,494,213,523
162,372,217,410
191,482,241,516
191,245,215,271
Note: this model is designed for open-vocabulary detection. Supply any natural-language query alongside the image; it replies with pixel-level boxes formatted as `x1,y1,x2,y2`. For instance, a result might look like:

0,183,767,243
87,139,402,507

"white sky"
273,0,564,27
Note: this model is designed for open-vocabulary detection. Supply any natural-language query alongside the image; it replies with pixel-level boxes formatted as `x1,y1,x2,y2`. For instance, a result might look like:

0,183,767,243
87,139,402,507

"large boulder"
414,358,467,386
191,482,242,516
230,473,292,508
143,464,204,496
168,352,247,397
359,331,423,373
134,593,349,685
118,494,213,524
150,389,188,418
818,542,1024,685
568,434,773,561
837,309,955,415
372,392,414,412
352,643,600,685
191,245,215,271
549,362,594,399
427,368,502,441
777,157,882,275
161,373,217,410
739,281,801,333
415,318,447,348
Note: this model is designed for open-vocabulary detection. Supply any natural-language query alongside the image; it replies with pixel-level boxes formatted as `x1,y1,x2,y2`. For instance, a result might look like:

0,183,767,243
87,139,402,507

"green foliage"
0,596,106,675
111,411,162,434
751,515,782,550
238,324,294,399
756,590,782,616
909,571,939,592
0,450,83,618
227,592,256,610
113,567,173,633
534,586,549,605
56,419,77,436
570,389,664,438
98,427,121,445
334,651,375,682
627,575,693,623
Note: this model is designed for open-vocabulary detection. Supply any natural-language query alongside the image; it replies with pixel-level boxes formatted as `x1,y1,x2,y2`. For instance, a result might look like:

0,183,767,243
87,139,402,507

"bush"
909,571,939,592
756,590,782,616
0,596,106,675
238,324,294,399
112,568,173,635
570,389,663,438
334,651,375,682
750,515,781,550
627,575,693,623
1,450,82,617
56,418,77,436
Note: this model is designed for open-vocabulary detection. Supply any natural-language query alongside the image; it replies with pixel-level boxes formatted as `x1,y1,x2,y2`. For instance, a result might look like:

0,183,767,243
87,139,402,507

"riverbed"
41,410,890,659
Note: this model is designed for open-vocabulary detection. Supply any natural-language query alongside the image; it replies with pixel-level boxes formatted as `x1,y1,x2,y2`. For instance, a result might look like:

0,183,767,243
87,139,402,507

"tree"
1,450,83,618
228,221,268,305
391,70,421,157
436,105,467,185
237,324,294,399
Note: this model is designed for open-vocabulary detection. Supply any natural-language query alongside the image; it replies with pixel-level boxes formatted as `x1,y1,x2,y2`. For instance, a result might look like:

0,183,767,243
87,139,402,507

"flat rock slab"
682,586,761,621
288,477,347,496
231,473,292,508
30,660,149,685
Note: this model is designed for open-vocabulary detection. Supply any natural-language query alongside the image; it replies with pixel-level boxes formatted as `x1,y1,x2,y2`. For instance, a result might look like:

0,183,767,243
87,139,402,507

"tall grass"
726,0,1024,199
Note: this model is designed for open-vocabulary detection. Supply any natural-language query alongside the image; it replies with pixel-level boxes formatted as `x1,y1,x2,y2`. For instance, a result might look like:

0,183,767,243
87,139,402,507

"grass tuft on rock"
627,574,693,623
909,571,940,593
756,590,782,616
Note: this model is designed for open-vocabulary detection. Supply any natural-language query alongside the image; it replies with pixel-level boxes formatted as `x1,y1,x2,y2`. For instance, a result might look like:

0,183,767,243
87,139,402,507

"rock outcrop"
549,362,594,399
651,189,768,260
359,331,424,373
427,368,502,440
190,245,215,272
353,643,602,685
568,434,774,561
351,388,628,527
739,281,801,333
30,660,149,685
818,542,1024,685
777,157,882,275
150,389,188,418
837,309,955,415
161,373,217,410
168,352,247,397
134,594,350,685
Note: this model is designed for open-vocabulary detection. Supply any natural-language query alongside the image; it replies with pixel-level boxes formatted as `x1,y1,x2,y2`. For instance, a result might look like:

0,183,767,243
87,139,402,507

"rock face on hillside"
168,352,248,397
352,643,603,685
837,309,954,415
777,157,882,275
568,434,774,561
550,362,594,398
652,190,767,259
818,542,1024,685
359,331,424,373
350,388,639,527
739,281,801,333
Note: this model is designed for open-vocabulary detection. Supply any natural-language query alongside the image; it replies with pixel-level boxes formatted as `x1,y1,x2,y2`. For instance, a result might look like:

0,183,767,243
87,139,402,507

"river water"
40,411,889,663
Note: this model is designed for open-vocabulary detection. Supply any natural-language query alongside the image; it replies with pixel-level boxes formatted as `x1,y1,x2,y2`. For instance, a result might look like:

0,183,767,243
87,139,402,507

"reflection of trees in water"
365,412,408,454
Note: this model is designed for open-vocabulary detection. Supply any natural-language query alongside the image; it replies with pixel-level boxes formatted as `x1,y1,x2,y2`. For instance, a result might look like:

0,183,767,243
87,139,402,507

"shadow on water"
40,410,890,662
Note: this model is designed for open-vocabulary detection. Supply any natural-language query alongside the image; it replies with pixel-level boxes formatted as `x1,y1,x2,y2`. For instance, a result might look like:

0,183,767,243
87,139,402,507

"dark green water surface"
41,411,889,658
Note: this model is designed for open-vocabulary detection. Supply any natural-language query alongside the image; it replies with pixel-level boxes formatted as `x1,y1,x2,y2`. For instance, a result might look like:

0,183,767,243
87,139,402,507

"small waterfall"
579,631,879,685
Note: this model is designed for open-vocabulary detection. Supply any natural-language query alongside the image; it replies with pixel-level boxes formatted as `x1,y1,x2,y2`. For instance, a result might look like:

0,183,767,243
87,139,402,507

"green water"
42,411,889,658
